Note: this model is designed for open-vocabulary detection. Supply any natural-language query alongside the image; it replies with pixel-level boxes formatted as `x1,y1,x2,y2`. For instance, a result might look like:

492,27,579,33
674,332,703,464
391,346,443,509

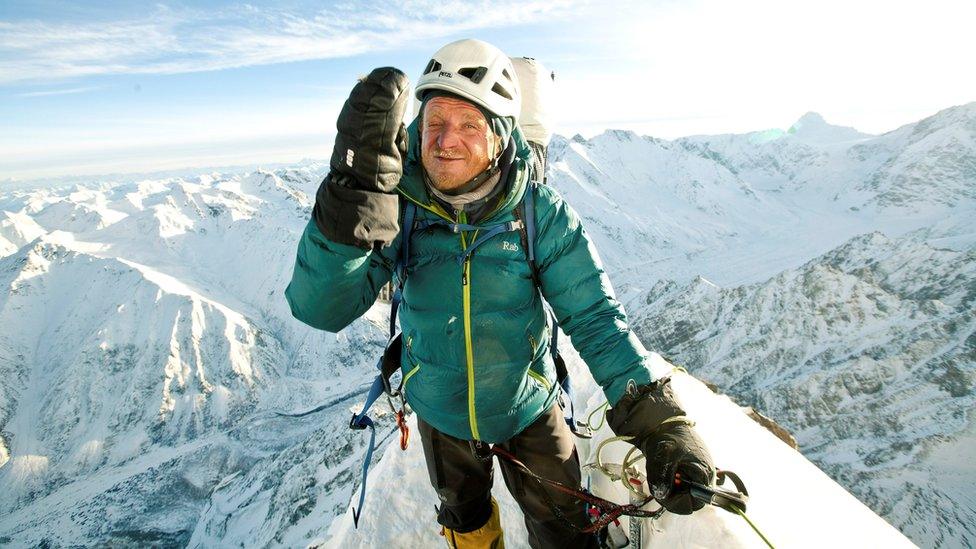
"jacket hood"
397,116,534,221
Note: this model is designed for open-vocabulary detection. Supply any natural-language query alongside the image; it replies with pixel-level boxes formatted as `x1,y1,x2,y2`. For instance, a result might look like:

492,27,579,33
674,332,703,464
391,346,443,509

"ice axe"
676,469,749,513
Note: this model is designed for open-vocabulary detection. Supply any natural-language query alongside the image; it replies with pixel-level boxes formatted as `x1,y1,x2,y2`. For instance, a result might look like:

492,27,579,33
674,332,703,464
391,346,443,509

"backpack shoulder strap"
389,201,417,338
515,181,541,287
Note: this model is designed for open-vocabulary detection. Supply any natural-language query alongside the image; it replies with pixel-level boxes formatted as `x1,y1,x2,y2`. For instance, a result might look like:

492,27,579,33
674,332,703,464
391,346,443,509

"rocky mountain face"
0,102,973,547
628,232,974,547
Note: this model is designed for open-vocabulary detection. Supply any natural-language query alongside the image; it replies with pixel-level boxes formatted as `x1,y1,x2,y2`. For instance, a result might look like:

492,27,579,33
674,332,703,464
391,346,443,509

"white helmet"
416,39,521,121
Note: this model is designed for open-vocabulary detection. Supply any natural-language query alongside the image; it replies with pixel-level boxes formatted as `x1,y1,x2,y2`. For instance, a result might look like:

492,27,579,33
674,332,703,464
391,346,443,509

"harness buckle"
349,412,369,430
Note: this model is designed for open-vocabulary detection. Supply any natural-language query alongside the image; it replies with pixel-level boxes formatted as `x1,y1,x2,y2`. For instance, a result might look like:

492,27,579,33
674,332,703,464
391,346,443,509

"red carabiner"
396,410,409,450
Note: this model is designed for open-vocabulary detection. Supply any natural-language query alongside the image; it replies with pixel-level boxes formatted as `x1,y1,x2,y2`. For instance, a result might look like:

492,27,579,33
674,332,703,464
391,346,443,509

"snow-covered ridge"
1,103,973,547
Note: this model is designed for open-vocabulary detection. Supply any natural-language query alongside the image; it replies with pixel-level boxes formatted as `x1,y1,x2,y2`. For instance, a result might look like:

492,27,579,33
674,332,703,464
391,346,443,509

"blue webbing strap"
390,203,415,339
349,371,387,527
522,184,537,264
414,219,484,233
413,217,526,265
350,202,416,528
456,220,524,264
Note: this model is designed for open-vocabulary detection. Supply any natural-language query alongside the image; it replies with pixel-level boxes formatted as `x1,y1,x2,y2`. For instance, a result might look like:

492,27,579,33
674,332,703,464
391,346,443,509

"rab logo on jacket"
502,241,519,252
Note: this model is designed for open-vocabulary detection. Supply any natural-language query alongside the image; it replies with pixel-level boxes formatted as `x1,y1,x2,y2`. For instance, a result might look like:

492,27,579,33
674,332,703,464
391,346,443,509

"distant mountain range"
1,102,973,547
545,102,975,548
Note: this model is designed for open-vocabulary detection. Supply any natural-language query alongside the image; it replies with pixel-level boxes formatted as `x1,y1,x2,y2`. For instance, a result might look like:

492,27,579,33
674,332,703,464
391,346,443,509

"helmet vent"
491,82,513,100
502,68,512,82
457,66,487,84
423,59,442,75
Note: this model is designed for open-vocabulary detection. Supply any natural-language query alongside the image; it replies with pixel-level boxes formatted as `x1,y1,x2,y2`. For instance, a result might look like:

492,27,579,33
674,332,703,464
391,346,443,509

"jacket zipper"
458,209,481,440
397,183,525,441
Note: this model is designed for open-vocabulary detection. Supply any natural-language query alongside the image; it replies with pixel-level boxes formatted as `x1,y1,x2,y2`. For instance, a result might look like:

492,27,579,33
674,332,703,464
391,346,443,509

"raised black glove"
313,67,410,249
606,378,715,515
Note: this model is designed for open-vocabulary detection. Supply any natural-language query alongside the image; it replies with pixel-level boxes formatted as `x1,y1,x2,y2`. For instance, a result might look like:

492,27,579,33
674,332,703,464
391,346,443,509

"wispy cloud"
16,85,101,97
0,1,582,84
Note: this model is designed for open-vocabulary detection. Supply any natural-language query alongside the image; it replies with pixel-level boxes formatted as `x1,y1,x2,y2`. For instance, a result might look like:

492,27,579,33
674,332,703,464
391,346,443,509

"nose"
436,123,462,149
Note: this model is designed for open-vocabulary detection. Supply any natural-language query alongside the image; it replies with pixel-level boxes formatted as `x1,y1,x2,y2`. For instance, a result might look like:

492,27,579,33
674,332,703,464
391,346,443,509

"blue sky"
1,0,974,181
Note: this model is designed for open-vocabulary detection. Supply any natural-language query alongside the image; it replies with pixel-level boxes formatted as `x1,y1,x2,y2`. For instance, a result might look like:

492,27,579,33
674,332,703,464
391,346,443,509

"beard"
423,149,489,192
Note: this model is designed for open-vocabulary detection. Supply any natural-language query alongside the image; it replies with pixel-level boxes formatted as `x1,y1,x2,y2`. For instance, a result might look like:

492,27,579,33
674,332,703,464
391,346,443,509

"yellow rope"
585,400,610,430
732,505,775,549
594,435,634,475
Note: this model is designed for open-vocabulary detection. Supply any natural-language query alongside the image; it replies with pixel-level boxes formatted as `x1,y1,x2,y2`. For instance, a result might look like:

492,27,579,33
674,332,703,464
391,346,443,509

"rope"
594,435,634,473
731,505,775,549
585,401,610,431
490,445,663,535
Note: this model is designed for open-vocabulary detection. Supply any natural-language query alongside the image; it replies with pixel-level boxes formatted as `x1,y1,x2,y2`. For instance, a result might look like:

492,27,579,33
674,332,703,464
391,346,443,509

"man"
286,39,714,548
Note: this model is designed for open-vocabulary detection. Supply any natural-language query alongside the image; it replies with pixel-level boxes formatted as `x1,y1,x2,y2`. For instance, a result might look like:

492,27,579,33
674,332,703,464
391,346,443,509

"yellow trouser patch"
442,498,504,549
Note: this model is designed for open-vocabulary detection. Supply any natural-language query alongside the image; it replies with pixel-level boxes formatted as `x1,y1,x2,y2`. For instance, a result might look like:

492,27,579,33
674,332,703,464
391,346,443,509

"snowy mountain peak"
790,111,828,129
787,112,870,144
901,101,976,140
599,128,640,142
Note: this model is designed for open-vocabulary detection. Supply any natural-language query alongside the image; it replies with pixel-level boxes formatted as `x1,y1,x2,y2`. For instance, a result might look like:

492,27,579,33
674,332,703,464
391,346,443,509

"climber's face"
421,95,499,192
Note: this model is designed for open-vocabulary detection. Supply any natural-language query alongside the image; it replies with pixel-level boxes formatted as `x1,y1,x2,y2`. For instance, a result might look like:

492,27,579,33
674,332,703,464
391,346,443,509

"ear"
491,133,503,158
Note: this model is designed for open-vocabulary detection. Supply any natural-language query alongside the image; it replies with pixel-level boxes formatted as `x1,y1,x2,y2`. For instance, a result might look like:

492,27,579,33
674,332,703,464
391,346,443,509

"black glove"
606,378,715,515
313,67,410,249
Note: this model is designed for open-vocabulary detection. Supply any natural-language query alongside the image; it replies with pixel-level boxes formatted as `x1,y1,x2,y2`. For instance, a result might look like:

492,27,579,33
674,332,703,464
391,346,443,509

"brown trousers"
419,404,599,549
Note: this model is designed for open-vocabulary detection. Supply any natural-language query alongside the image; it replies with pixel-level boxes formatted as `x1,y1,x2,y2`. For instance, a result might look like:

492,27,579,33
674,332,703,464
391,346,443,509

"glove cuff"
606,378,687,441
313,173,400,249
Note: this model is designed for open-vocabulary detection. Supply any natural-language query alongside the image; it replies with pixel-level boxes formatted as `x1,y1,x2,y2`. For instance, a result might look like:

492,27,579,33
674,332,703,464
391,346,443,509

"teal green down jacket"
285,121,654,443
